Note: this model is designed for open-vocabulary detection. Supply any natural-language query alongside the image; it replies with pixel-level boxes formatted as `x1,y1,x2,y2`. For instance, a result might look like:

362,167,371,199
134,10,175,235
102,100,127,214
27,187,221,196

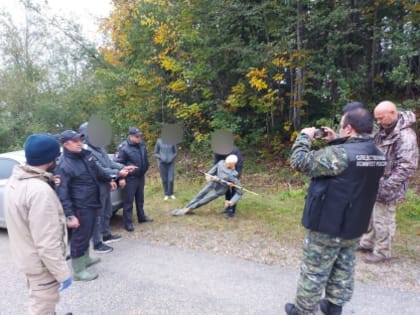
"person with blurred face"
359,101,418,263
78,122,134,254
5,134,72,315
55,130,115,281
115,127,152,232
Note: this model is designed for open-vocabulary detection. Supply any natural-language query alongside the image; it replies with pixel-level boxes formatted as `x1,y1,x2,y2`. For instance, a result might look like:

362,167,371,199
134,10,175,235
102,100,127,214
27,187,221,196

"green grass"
142,169,420,260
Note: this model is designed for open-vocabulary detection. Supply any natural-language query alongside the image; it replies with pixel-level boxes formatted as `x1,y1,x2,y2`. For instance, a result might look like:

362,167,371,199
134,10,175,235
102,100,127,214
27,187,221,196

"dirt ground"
112,208,420,293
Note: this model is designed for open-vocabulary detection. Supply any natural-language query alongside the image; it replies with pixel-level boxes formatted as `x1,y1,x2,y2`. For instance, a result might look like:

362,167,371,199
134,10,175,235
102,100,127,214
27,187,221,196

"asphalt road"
0,230,418,315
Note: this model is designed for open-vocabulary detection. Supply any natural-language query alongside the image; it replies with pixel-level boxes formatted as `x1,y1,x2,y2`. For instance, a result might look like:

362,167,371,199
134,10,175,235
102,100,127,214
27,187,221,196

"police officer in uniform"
115,127,153,232
285,108,386,315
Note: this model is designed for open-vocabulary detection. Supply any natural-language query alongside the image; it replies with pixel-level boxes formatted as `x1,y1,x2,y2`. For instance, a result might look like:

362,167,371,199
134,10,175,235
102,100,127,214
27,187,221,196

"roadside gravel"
113,210,420,293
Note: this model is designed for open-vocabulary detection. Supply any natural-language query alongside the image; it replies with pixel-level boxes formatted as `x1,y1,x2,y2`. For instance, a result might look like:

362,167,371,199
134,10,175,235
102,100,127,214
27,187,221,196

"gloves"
59,276,73,292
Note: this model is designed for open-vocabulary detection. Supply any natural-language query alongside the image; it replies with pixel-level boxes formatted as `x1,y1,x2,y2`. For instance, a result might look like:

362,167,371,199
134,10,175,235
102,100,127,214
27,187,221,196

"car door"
0,157,21,228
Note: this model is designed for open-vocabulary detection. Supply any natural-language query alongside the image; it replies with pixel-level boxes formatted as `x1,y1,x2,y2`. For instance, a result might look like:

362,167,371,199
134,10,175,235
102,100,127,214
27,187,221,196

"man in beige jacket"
4,133,72,315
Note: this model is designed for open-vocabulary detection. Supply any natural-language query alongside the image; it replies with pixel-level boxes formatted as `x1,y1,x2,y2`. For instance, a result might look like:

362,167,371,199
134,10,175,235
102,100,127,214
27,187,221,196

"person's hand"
66,216,80,229
205,174,212,182
118,178,126,188
321,126,336,142
119,169,129,177
301,127,316,140
125,166,138,173
110,181,117,191
224,200,234,207
59,276,72,292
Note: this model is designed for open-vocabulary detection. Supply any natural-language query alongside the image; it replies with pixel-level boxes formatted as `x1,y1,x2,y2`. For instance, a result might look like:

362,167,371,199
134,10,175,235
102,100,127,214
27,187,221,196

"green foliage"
1,0,418,155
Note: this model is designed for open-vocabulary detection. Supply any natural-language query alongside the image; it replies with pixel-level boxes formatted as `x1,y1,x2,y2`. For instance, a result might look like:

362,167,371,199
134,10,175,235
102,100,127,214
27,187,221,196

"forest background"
0,0,418,155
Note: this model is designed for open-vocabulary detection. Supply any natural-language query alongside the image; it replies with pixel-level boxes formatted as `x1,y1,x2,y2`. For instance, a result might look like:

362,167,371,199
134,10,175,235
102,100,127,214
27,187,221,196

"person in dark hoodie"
79,122,135,254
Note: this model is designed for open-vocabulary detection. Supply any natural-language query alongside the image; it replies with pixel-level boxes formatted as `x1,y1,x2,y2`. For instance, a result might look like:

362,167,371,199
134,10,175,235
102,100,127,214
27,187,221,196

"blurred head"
24,133,60,171
374,101,398,128
128,127,143,144
225,154,238,169
60,130,83,153
339,108,373,137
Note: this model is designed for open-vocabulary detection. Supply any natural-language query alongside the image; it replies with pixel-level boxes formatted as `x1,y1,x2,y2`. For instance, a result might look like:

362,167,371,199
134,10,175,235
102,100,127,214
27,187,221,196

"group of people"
285,100,418,315
3,122,245,314
2,99,418,315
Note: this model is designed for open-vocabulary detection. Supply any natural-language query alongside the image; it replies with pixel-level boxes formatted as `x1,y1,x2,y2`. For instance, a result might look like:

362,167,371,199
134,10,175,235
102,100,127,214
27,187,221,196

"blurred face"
62,138,83,153
374,108,397,128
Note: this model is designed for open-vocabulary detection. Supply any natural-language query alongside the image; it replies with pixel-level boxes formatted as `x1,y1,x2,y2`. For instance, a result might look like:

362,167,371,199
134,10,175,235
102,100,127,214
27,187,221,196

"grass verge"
142,166,419,261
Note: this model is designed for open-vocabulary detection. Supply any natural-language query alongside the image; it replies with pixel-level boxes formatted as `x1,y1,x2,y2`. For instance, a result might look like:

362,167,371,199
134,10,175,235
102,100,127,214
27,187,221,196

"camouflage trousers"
294,231,358,315
360,202,396,258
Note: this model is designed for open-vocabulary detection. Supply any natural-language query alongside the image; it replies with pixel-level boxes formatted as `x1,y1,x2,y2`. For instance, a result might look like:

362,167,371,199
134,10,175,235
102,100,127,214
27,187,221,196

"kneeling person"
172,154,243,216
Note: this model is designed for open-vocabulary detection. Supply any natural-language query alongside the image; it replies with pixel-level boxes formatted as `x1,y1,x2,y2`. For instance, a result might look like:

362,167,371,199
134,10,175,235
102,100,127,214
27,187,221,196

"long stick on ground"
200,171,260,196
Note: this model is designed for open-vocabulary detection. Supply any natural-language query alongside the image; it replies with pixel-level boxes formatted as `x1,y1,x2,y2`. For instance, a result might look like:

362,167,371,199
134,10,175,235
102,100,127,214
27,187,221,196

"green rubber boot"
71,256,98,281
83,251,101,268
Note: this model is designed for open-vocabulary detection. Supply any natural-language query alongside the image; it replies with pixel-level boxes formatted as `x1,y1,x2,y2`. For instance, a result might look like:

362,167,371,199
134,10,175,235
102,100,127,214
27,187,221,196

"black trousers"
123,176,146,225
70,208,97,258
225,188,237,213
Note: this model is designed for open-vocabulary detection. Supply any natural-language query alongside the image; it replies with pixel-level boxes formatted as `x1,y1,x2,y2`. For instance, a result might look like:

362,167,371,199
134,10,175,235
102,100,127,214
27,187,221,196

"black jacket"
302,139,385,239
55,149,111,217
115,139,149,177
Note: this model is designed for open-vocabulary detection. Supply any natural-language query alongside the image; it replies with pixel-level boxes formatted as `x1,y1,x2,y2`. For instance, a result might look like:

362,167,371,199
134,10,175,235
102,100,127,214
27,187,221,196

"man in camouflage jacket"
360,101,419,263
285,108,385,315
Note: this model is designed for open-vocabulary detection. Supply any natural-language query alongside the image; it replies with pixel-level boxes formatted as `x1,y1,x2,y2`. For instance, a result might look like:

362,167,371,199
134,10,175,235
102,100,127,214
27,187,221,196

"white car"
0,151,123,229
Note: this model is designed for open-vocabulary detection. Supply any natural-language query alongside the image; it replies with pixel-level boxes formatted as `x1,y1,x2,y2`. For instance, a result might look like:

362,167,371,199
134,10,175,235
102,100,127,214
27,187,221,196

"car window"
0,158,20,179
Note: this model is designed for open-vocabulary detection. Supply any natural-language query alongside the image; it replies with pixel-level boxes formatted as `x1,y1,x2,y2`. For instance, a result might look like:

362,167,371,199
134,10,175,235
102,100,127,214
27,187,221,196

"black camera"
314,128,328,139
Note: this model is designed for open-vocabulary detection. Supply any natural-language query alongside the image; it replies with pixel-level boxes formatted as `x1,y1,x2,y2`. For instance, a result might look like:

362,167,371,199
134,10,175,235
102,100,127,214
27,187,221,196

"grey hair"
225,154,238,164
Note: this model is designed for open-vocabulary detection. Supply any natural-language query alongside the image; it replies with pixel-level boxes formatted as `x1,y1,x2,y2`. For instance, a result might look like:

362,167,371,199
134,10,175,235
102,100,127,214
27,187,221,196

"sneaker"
164,196,169,201
93,243,113,254
103,234,122,244
170,195,176,199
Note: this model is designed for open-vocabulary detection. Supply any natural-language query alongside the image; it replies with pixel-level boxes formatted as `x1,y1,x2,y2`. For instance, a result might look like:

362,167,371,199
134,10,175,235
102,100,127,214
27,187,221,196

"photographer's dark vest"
302,139,386,239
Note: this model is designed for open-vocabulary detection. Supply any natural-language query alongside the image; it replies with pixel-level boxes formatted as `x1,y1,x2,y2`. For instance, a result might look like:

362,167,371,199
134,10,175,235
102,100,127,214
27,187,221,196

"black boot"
285,303,300,315
319,299,342,315
224,207,235,218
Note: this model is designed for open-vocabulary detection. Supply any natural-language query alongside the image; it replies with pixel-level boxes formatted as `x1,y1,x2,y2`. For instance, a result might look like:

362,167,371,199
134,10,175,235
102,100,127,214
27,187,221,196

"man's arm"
54,166,74,218
378,130,419,199
290,133,349,178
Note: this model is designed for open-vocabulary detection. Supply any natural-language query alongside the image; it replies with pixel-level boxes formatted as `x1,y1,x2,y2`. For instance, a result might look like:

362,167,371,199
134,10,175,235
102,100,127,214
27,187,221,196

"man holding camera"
285,108,386,315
